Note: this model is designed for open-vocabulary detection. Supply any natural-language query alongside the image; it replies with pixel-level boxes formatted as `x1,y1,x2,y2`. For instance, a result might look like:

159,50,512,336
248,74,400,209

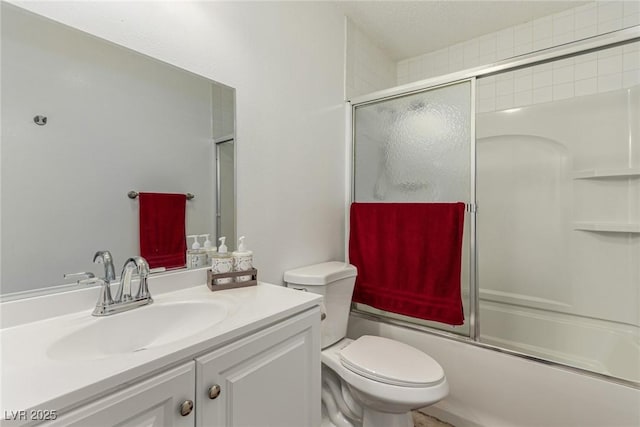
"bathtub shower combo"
350,31,639,385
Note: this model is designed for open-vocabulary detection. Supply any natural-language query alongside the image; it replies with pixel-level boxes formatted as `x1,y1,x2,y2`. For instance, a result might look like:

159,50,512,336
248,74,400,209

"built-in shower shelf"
572,168,640,179
573,222,640,233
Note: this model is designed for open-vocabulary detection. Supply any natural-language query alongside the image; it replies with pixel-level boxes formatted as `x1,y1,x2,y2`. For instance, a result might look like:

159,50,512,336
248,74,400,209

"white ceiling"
335,1,588,60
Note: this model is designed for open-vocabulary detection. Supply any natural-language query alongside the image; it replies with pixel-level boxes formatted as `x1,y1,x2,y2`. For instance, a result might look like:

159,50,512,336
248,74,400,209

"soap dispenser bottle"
210,236,233,284
186,235,207,269
232,236,253,282
200,234,217,265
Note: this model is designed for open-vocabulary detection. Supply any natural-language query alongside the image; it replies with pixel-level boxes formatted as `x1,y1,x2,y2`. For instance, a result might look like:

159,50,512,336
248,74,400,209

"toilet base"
362,408,413,427
321,401,413,427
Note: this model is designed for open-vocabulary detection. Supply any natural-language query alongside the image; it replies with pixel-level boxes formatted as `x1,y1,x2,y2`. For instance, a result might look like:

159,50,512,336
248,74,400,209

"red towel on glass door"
349,202,465,325
139,192,187,269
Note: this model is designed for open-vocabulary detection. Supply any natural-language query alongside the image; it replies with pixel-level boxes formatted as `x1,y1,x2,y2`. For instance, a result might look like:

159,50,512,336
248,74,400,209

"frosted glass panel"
354,81,471,202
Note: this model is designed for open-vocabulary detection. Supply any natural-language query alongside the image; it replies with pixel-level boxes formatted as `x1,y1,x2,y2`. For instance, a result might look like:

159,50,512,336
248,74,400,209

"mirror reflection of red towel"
349,202,465,325
139,192,187,269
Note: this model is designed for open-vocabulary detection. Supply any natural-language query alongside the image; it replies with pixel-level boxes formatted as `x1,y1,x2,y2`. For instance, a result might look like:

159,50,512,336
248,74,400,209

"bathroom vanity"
0,269,322,427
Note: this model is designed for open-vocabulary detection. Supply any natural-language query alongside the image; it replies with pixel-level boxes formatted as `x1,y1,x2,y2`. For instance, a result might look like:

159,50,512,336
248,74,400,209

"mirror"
0,3,236,297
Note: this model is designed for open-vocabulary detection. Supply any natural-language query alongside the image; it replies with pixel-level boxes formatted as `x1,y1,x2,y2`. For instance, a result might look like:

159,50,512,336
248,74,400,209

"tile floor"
321,408,454,426
412,410,455,427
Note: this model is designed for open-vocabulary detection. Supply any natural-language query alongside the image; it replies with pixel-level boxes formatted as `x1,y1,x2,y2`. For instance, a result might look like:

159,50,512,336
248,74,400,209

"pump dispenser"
186,235,207,269
232,236,253,282
200,234,217,265
210,236,233,284
189,235,200,250
218,237,228,254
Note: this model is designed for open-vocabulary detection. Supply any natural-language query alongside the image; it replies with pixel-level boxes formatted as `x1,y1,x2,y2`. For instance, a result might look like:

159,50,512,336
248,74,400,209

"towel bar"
128,191,195,200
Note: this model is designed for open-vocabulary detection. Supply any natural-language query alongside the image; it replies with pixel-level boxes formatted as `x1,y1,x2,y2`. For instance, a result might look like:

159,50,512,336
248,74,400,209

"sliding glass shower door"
351,37,639,385
352,80,474,336
476,42,640,383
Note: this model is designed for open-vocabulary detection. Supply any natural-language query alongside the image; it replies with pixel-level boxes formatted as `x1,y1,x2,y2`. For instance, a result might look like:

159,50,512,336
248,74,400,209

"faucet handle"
93,250,116,282
64,271,95,283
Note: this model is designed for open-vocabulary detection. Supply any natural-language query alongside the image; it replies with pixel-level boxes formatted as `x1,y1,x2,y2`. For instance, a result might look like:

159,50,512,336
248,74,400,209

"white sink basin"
47,300,229,361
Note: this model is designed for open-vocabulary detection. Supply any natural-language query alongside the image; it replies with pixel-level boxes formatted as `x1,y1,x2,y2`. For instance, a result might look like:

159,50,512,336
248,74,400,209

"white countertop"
0,278,321,426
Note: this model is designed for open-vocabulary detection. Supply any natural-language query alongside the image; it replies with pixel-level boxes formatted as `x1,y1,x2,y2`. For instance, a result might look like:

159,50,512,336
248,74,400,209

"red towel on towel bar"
139,192,187,269
349,202,466,325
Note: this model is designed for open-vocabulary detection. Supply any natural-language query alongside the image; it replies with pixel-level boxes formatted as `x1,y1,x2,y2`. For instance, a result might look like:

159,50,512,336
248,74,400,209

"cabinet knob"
179,400,194,416
208,384,221,399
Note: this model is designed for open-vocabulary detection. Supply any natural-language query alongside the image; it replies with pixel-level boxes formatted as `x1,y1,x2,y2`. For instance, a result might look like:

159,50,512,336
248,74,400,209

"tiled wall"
396,1,640,113
345,18,396,100
477,41,639,112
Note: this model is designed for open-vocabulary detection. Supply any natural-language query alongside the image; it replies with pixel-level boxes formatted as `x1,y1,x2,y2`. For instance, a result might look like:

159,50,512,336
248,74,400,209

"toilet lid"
339,336,444,387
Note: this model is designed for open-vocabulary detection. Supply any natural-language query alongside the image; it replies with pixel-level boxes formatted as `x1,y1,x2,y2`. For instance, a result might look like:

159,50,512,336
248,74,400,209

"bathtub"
479,291,640,383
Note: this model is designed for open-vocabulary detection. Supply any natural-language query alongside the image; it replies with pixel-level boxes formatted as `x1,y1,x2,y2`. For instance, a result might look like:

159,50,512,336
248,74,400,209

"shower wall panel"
477,59,639,382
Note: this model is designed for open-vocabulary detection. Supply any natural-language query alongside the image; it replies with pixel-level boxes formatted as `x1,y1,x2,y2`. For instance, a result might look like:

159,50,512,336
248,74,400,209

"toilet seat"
322,338,449,411
339,335,445,387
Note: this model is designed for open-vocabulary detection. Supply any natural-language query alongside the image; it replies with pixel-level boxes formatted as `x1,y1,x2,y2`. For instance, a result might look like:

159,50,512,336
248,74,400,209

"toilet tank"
284,262,357,349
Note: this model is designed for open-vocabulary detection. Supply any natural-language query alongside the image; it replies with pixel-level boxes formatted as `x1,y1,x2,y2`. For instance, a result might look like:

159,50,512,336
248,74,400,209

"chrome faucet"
67,252,153,316
92,256,152,316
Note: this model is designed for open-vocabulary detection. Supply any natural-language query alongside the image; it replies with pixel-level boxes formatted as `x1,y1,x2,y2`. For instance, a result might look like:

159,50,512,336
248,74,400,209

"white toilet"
284,261,449,427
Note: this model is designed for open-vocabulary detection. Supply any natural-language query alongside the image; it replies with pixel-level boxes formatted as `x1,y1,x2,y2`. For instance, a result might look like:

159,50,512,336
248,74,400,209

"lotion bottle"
210,236,233,284
186,235,207,269
232,236,253,282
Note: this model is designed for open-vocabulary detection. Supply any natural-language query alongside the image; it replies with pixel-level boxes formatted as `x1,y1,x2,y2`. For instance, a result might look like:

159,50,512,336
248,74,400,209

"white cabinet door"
196,308,321,427
43,362,196,427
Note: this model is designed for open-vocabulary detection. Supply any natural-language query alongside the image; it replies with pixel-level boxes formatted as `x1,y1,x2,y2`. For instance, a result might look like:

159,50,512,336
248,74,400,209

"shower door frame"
347,25,640,388
349,78,478,339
